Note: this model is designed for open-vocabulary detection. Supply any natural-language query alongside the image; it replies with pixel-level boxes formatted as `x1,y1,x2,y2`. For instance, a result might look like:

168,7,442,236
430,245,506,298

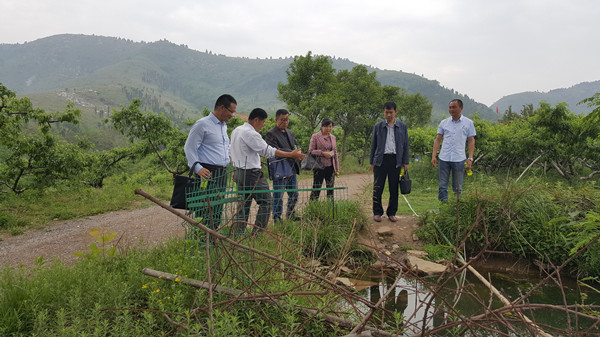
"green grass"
0,200,369,336
0,163,174,233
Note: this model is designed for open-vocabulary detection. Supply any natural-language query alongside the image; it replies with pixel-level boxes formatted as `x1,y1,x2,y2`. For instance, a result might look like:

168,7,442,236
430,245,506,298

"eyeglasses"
224,106,236,114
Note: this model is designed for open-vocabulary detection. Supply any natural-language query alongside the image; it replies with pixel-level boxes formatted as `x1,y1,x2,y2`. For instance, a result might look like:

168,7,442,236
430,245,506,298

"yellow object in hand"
464,162,472,176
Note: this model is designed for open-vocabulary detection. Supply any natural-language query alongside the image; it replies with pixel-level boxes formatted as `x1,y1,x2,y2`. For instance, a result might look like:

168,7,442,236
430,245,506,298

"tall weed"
419,179,600,277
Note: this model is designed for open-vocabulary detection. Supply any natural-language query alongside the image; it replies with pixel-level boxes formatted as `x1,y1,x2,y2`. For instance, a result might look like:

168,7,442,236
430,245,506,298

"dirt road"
2,173,395,268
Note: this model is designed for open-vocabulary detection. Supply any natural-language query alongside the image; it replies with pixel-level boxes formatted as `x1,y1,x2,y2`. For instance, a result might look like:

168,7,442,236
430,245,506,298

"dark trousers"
233,168,272,234
272,175,299,220
372,154,401,216
196,163,227,230
310,165,335,200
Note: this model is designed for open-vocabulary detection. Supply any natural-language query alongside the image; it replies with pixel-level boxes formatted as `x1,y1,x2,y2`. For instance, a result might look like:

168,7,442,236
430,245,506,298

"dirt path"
0,173,420,268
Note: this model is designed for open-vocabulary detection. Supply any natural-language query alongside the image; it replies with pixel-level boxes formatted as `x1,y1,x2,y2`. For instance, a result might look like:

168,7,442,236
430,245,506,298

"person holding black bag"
181,94,237,229
369,102,409,223
265,109,301,223
309,118,340,201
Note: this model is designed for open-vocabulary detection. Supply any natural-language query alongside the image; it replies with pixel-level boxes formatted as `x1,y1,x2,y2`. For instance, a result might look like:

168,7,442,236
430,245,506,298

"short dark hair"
450,99,463,108
249,108,268,121
383,101,397,110
214,94,237,110
275,109,290,118
321,118,333,127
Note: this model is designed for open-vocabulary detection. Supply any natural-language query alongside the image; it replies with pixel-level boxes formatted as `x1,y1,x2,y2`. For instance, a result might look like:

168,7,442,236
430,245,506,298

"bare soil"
0,173,421,269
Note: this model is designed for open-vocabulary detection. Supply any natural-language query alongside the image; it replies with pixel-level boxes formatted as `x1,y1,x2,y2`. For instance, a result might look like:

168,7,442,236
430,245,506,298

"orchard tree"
278,51,337,134
578,93,600,179
331,65,382,162
110,99,188,174
0,83,84,194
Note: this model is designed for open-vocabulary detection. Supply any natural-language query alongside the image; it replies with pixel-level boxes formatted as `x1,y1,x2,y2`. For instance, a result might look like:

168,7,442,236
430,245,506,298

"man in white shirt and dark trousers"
230,108,305,235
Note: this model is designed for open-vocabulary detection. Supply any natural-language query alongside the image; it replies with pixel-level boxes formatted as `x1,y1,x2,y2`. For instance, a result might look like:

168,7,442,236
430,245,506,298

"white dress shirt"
230,122,277,169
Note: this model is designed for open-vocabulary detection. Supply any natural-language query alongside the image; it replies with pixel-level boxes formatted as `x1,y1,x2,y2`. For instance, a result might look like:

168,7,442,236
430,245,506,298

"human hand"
465,159,473,170
197,168,211,178
370,164,374,172
431,157,437,167
291,148,306,160
323,151,333,159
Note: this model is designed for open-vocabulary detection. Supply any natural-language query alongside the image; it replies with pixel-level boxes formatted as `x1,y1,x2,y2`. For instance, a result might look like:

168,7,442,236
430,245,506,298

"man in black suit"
265,109,301,223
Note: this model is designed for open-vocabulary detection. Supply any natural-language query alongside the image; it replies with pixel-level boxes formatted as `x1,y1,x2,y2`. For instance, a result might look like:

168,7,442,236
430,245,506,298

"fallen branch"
142,268,397,337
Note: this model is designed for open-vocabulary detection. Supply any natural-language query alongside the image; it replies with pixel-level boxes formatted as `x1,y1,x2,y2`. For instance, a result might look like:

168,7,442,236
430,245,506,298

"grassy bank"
0,200,376,336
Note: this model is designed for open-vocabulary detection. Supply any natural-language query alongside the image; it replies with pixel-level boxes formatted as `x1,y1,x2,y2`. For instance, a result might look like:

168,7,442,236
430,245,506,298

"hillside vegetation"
492,80,600,115
0,34,496,126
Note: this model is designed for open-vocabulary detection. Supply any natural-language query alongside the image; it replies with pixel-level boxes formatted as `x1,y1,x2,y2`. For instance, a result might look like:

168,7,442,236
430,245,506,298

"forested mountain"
0,34,497,124
491,80,600,115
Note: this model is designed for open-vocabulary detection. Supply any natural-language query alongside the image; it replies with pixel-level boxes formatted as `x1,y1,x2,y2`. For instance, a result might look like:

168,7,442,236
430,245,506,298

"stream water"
353,270,600,336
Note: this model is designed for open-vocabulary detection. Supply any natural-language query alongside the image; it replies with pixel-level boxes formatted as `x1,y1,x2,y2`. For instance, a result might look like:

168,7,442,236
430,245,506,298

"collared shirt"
230,122,277,169
437,115,476,162
384,123,396,154
184,113,230,173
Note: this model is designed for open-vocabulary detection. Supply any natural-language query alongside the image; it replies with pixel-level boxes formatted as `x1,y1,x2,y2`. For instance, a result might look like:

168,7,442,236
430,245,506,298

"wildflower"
142,284,147,289
175,277,181,282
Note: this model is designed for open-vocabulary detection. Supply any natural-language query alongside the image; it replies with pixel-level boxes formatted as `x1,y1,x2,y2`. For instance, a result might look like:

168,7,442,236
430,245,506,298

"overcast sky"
2,0,599,106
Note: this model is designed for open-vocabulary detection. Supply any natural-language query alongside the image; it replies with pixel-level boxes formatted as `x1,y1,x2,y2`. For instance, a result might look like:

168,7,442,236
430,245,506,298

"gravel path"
0,173,375,268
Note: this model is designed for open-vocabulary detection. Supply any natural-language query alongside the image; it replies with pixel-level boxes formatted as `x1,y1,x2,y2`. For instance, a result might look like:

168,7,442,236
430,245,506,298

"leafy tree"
110,99,188,174
278,52,337,134
578,93,600,179
78,143,147,188
331,65,382,162
407,127,437,157
0,83,84,194
392,89,432,128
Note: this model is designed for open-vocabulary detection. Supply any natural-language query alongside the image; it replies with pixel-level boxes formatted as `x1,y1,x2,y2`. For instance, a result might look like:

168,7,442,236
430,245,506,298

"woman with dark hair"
308,118,340,200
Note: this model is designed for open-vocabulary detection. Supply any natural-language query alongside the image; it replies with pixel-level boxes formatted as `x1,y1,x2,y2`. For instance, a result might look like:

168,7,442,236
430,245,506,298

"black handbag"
301,155,323,171
170,162,201,209
399,171,411,195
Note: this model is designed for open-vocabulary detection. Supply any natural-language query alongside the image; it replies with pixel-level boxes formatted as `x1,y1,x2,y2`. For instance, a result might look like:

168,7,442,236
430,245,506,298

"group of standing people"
184,94,476,232
184,94,340,234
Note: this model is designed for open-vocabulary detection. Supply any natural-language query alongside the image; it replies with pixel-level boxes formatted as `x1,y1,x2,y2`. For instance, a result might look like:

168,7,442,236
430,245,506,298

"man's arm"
275,148,305,161
431,134,443,167
466,136,475,170
401,125,410,171
183,122,211,178
369,124,378,171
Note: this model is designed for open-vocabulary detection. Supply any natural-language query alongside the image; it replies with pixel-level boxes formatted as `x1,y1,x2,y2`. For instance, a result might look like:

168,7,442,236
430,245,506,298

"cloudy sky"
2,0,599,106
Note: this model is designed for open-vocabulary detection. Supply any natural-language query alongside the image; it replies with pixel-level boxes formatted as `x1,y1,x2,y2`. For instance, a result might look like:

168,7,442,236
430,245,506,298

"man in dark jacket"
265,109,301,223
369,102,410,222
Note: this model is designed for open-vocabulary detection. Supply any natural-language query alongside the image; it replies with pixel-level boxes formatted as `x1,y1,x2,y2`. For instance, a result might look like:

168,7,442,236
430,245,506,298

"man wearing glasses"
183,94,236,229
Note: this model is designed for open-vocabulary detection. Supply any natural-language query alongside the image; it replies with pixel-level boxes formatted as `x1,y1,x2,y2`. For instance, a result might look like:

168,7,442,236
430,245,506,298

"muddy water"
351,269,600,336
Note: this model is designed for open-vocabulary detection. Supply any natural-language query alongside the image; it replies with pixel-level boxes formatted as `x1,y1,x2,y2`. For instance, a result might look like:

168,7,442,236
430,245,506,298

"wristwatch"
468,157,473,161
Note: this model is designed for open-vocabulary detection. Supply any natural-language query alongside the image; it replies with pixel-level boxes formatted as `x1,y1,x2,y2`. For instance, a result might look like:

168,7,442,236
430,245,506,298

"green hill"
1,33,497,146
491,80,600,115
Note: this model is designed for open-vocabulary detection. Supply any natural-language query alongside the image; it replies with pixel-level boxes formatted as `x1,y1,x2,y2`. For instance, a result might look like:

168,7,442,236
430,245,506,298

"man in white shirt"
230,108,305,234
431,99,476,203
